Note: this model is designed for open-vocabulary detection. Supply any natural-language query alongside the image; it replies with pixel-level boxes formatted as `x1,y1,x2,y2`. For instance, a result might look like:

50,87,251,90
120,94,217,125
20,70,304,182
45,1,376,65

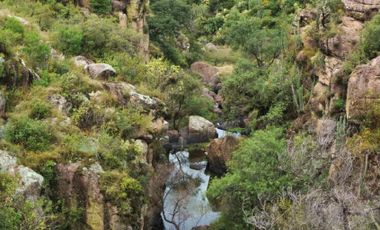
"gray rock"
0,150,44,200
187,116,216,144
48,94,72,115
85,63,116,80
73,55,93,68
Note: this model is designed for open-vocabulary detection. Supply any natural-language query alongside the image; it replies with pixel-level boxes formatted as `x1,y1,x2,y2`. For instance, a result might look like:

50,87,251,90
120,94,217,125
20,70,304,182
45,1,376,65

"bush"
103,53,147,84
90,0,112,15
54,25,83,55
5,117,55,151
30,101,52,120
360,13,380,59
100,171,144,225
208,127,292,228
22,32,50,69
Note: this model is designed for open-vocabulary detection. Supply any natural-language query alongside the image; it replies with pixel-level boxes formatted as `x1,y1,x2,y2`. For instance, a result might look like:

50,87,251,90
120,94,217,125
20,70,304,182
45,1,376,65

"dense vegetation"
1,0,380,229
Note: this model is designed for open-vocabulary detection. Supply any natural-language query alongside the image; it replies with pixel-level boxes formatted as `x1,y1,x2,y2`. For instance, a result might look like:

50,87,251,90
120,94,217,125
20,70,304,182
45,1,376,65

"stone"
103,82,166,115
205,43,217,52
342,0,380,21
48,94,72,115
188,116,216,144
0,150,44,200
151,117,169,134
85,63,116,80
346,56,380,120
207,136,240,175
103,82,135,105
112,0,127,12
190,62,221,90
73,55,93,68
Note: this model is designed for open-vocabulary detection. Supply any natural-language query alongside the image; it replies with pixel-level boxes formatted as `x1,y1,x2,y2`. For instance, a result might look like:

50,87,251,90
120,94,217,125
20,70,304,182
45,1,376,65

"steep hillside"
0,0,380,230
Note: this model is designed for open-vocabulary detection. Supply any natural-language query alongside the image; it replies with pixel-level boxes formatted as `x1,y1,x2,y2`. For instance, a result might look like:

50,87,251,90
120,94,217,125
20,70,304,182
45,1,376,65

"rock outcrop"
207,136,240,175
0,150,44,200
187,116,216,144
322,16,363,59
342,0,380,21
56,162,126,230
85,63,116,80
103,82,167,116
346,56,380,120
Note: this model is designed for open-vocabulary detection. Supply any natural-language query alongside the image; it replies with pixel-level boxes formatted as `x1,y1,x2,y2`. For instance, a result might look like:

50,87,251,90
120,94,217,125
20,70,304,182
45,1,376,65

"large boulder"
190,62,221,90
207,136,240,175
0,150,44,200
188,116,216,144
346,56,380,120
85,63,116,80
342,0,380,21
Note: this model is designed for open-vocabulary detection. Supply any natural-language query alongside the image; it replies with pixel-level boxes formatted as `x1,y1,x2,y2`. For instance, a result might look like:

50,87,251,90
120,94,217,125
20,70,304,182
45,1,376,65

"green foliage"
222,59,292,121
54,25,83,55
361,13,380,59
22,32,50,69
223,11,285,67
344,13,380,74
30,100,52,120
3,17,25,36
0,18,23,55
144,59,213,128
208,127,291,228
52,16,139,58
104,53,147,84
100,171,144,224
90,0,112,15
148,0,197,65
5,117,54,151
103,107,153,139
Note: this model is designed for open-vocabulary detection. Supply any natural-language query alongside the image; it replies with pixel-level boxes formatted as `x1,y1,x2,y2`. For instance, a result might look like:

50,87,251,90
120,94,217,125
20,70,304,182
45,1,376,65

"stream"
161,128,240,230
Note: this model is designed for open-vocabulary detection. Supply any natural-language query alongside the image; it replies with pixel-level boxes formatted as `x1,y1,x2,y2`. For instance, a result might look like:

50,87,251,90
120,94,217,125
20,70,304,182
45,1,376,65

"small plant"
334,98,345,112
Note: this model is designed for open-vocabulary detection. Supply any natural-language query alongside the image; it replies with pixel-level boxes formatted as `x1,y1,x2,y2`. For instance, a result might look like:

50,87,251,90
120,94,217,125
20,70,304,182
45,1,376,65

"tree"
223,12,285,67
207,127,292,228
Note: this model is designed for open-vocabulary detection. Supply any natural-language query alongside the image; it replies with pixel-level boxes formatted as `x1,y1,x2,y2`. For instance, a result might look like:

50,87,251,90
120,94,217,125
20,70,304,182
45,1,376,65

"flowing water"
161,151,219,230
161,128,240,229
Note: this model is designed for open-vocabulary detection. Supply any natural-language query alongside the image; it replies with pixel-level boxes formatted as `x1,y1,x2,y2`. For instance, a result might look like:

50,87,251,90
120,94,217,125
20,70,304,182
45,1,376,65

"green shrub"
54,25,83,55
104,53,147,84
5,117,54,151
361,13,380,60
3,17,25,36
100,171,144,224
90,0,112,15
22,32,50,69
208,127,292,228
30,101,52,120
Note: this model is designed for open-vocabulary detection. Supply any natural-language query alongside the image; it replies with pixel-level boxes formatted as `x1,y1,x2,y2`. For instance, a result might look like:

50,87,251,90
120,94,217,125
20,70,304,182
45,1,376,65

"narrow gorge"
1,0,380,229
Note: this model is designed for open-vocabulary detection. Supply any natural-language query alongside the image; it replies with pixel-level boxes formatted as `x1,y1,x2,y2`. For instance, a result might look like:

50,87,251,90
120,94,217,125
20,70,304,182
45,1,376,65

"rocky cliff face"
302,1,380,118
